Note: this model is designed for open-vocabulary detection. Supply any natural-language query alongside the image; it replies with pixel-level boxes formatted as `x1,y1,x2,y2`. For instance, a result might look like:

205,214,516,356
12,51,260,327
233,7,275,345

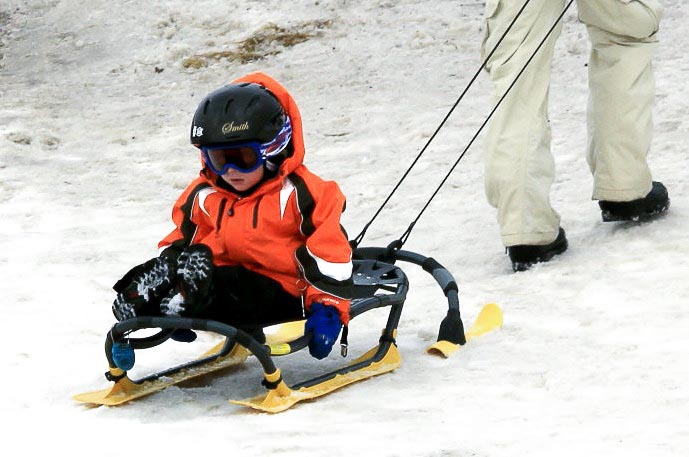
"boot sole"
601,200,670,222
511,239,569,272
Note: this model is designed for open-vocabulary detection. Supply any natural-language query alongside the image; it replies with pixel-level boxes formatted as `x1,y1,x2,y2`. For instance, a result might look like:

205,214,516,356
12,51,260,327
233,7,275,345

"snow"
1,0,688,455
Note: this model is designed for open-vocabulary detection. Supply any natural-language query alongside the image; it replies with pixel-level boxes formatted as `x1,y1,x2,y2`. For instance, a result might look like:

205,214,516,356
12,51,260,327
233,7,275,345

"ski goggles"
201,116,292,174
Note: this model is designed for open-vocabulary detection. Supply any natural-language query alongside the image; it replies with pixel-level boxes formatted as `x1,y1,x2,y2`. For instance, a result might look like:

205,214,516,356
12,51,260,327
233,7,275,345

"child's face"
220,166,265,192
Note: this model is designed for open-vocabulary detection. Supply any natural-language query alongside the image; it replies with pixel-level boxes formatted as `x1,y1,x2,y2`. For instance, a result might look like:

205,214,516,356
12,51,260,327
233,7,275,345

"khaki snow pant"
481,0,663,246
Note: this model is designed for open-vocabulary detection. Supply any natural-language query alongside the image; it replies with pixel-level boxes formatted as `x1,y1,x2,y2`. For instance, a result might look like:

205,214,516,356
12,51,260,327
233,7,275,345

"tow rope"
351,0,575,252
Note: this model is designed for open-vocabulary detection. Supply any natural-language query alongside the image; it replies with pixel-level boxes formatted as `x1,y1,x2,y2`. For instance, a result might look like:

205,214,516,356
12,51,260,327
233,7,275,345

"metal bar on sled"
354,247,468,356
230,286,406,413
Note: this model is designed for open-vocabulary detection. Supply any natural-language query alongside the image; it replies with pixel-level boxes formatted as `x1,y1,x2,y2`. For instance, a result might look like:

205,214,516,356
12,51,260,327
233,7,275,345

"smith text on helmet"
222,121,250,135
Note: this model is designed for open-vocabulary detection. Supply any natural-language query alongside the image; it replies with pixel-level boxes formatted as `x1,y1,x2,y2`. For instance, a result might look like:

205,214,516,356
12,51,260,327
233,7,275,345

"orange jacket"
159,72,353,323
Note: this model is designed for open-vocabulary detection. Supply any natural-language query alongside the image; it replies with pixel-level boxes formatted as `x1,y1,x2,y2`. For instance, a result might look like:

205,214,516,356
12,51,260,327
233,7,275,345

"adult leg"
579,0,663,201
482,0,565,246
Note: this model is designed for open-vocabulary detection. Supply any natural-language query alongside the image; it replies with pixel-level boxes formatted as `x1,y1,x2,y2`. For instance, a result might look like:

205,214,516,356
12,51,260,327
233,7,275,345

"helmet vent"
224,98,235,114
246,95,260,111
202,100,211,115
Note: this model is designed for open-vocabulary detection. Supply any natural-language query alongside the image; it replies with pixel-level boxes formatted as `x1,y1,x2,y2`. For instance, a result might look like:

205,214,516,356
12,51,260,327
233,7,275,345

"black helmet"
190,82,287,147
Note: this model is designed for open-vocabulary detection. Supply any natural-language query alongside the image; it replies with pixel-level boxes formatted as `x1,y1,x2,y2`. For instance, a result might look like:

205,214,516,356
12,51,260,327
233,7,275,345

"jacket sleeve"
291,173,353,324
158,177,214,254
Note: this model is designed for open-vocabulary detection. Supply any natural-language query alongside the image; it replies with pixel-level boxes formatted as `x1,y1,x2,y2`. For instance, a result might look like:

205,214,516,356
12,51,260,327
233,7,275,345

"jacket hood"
232,72,306,177
197,72,306,188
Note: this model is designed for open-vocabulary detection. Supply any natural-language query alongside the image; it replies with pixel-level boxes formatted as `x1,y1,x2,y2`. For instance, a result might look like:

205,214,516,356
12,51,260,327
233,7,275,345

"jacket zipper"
219,195,260,228
227,197,241,217
252,196,263,228
216,198,227,230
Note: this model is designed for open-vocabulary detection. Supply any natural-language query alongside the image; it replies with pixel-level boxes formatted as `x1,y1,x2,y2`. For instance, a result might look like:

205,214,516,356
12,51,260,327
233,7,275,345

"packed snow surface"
1,1,688,456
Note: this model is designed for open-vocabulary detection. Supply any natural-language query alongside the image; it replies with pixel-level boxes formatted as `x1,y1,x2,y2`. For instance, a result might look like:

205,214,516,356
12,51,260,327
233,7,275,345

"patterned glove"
161,244,214,316
112,255,175,320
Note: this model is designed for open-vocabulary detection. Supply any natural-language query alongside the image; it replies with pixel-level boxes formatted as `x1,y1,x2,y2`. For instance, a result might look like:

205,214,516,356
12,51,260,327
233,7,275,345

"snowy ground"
1,1,688,456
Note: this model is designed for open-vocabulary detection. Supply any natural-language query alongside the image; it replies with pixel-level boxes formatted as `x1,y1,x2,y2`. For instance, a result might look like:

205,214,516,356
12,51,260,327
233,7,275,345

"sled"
74,246,503,413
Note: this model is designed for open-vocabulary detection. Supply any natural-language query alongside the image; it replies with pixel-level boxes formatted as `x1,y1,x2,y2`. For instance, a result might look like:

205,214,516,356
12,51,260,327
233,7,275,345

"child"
111,72,353,365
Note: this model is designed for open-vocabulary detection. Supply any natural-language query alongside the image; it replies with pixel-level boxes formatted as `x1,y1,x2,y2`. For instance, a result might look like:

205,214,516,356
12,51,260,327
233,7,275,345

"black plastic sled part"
101,247,465,387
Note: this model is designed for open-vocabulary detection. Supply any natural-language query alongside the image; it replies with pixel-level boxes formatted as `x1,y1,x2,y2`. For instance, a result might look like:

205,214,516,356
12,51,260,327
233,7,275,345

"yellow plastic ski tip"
230,367,316,413
231,344,402,413
467,302,503,338
426,303,503,358
73,375,143,406
426,340,461,358
230,385,318,414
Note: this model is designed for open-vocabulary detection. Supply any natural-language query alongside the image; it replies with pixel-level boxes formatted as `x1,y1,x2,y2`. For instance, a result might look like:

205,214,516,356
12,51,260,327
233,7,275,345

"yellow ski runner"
231,303,502,413
73,321,306,406
230,341,402,413
73,343,250,406
427,303,503,357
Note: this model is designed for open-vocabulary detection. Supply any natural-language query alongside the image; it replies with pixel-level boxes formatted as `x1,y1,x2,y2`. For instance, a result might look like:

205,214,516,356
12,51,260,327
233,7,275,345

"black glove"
160,244,214,317
112,255,175,320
